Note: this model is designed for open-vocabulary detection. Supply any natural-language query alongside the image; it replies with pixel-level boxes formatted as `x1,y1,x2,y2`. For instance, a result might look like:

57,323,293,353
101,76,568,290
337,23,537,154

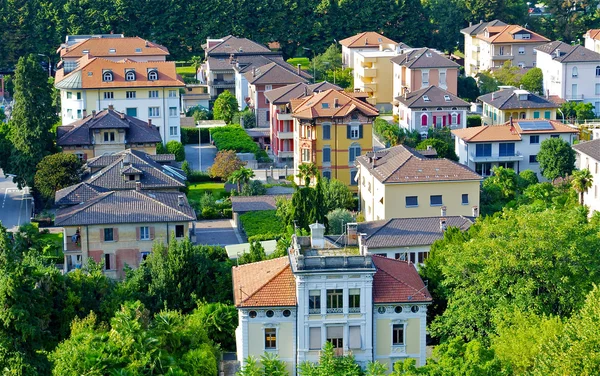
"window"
104,228,114,242
572,66,578,78
476,162,492,176
451,113,458,124
392,324,405,346
126,91,136,99
169,107,178,117
439,71,446,85
322,146,331,163
66,92,72,99
530,135,539,144
265,84,273,91
322,123,331,140
499,46,505,55
109,48,116,54
126,108,137,117
327,289,343,313
302,148,311,162
148,69,158,81
499,143,515,157
125,70,136,81
395,306,403,313
475,143,492,157
596,84,600,96
518,47,525,55
309,327,322,350
327,326,343,348
349,143,361,163
265,328,277,349
169,126,178,136
349,124,360,139
135,48,142,53
462,193,469,205
349,326,361,349
544,111,551,119
597,66,600,77
551,134,559,138
103,71,113,82
104,254,112,270
421,113,428,126
529,154,538,164
533,111,540,119
140,252,150,261
422,71,429,85
140,226,150,240
266,310,274,317
168,90,177,98
309,290,321,314
67,109,73,118
322,171,331,180
430,195,443,206
104,91,114,99
175,225,185,238
148,107,160,117
104,132,115,142
349,289,360,313
77,92,81,100
405,196,418,207
77,109,82,118
249,311,257,318
128,175,136,181
423,95,430,102
149,90,159,98
572,84,578,98
350,170,358,185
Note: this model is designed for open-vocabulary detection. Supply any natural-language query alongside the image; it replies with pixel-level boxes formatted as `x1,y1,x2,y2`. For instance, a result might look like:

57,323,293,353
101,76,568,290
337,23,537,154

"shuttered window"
323,147,331,163
309,327,321,350
322,123,331,140
349,326,361,349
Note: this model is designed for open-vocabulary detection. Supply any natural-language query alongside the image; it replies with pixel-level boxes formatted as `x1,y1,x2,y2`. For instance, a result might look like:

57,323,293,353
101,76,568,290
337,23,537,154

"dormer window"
444,95,451,102
423,95,430,102
109,48,116,54
148,69,158,81
102,71,113,82
322,103,330,109
125,70,136,81
82,49,89,54
135,48,142,53
378,38,383,43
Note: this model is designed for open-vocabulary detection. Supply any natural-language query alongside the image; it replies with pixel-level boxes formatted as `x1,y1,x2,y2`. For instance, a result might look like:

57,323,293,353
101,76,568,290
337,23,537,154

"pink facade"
402,67,459,96
269,103,294,159
252,84,286,128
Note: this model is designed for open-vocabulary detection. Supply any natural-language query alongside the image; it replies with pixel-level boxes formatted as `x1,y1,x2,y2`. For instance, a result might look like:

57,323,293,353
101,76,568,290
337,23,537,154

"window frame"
264,327,277,350
322,146,331,163
462,193,469,205
169,126,178,136
326,289,343,313
175,224,185,238
392,323,406,346
148,70,159,81
104,228,114,242
140,226,150,240
530,135,539,144
149,90,159,98
148,107,160,117
102,71,113,82
529,154,538,164
405,196,418,207
349,288,360,313
309,290,321,314
169,107,178,117
322,122,331,140
103,91,114,100
430,195,443,206
125,70,136,81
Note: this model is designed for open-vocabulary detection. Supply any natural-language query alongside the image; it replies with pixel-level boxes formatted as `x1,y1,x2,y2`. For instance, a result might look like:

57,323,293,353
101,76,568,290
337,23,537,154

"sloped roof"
232,257,297,307
358,216,474,248
390,48,459,69
206,35,271,55
54,190,195,226
56,109,162,146
452,120,577,142
585,29,600,41
339,32,400,48
460,20,507,36
476,25,549,44
55,56,184,89
478,88,559,110
292,89,379,119
535,41,600,62
231,194,292,213
244,62,309,85
372,256,432,303
396,86,469,108
573,139,600,161
60,36,169,58
55,182,110,206
356,145,482,184
264,81,342,104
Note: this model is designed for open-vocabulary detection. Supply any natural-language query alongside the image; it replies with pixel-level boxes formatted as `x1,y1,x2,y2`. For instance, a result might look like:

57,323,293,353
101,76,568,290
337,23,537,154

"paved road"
184,144,217,171
0,172,32,230
195,219,243,246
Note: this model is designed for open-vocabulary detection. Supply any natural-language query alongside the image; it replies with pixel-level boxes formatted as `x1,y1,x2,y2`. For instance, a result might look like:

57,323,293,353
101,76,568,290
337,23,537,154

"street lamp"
302,47,316,83
195,124,203,172
37,54,51,77
557,108,565,123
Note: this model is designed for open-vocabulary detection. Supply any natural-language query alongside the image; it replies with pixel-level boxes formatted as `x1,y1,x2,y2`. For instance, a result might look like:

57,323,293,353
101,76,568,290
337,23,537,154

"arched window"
421,113,428,127
125,70,136,81
102,71,113,82
349,142,361,163
148,70,158,81
596,66,600,77
451,113,458,125
572,66,578,78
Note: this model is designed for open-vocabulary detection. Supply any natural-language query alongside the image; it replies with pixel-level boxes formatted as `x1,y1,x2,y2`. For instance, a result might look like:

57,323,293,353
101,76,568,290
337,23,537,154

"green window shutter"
533,111,540,119
544,111,551,119
347,125,351,139
359,124,363,138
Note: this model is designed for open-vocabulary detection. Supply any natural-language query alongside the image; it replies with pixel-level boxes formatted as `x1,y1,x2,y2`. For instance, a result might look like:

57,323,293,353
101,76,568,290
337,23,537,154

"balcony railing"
309,308,320,314
327,307,343,314
348,307,361,313
277,113,293,121
469,151,524,162
208,79,235,86
278,131,293,139
492,54,514,60
566,94,584,100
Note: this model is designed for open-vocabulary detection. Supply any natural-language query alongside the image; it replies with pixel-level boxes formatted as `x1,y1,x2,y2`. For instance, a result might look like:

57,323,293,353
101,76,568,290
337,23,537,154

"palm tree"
572,168,593,205
228,167,255,192
297,163,318,186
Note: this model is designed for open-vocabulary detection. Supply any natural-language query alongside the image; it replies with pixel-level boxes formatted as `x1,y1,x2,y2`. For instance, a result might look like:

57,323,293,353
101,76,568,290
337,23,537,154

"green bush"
222,208,233,218
156,142,166,154
210,125,269,161
181,128,199,145
467,115,482,128
166,140,185,161
232,109,256,129
181,160,191,176
239,210,285,239
188,171,216,183
202,207,219,219
248,234,284,242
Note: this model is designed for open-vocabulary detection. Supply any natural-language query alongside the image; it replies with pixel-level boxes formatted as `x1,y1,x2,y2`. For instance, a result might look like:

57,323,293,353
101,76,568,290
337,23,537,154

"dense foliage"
34,153,82,205
239,210,286,240
210,125,269,161
208,150,245,181
165,140,185,162
537,137,576,181
213,91,239,124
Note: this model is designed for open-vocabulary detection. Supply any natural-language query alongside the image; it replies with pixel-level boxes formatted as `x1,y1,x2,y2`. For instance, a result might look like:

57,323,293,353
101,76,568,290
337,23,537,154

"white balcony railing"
469,151,524,162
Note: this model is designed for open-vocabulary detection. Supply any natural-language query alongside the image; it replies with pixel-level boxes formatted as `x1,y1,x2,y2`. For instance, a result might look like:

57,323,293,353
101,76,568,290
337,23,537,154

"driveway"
185,144,217,172
0,171,33,231
195,219,242,246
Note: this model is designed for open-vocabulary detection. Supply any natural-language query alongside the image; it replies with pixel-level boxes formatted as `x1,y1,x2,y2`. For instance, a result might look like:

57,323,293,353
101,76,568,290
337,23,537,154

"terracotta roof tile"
460,20,507,36
372,256,432,303
585,29,600,41
292,89,379,119
264,82,341,104
61,36,169,58
476,25,549,44
339,32,401,48
452,120,577,142
396,86,469,108
390,48,459,69
232,257,296,307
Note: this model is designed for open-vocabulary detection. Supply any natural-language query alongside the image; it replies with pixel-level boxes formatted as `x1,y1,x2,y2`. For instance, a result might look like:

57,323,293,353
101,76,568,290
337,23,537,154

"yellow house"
461,20,507,76
233,225,432,374
479,87,559,125
291,89,379,191
353,49,398,111
355,145,482,221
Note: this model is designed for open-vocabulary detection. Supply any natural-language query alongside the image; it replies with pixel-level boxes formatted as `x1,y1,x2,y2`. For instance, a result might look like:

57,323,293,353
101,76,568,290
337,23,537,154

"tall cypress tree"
8,54,57,188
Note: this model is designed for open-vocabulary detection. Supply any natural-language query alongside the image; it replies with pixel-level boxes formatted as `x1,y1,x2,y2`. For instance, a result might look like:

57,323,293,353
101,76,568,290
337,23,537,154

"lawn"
176,65,197,77
286,57,310,70
239,210,285,240
188,182,227,201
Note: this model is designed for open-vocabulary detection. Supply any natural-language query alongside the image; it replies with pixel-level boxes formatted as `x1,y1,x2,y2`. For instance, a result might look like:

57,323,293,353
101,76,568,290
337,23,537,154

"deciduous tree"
209,150,245,181
34,153,82,205
520,67,543,94
537,138,576,181
213,90,239,124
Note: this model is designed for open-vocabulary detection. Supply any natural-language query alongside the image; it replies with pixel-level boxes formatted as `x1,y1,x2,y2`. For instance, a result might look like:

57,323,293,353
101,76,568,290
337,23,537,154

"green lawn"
176,65,197,77
188,182,227,201
286,57,310,70
239,210,285,240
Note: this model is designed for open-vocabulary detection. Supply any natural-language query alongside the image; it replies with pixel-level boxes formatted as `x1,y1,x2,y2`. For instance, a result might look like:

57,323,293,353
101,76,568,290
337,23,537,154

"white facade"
585,35,600,53
574,142,600,215
398,105,467,135
235,71,249,111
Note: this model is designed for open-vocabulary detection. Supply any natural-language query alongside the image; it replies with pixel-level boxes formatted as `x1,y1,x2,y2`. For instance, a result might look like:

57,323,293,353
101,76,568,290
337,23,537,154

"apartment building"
479,87,559,125
339,31,405,68
573,139,600,214
461,20,507,76
353,49,399,111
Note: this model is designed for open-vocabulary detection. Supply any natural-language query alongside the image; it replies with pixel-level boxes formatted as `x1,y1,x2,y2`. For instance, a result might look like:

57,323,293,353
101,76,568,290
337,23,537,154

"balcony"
278,131,293,139
468,151,524,163
363,82,377,92
65,238,81,252
278,151,293,158
362,67,377,78
471,45,481,52
492,54,514,60
208,79,235,88
277,112,293,121
366,97,377,105
566,94,584,101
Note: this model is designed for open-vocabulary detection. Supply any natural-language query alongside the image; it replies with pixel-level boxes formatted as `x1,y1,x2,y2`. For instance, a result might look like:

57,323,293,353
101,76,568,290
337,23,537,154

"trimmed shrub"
239,210,285,240
467,115,482,128
210,125,270,161
166,140,185,161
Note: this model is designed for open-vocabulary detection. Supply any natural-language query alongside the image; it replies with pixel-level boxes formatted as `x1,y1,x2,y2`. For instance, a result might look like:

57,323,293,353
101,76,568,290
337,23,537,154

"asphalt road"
184,144,217,172
0,171,32,230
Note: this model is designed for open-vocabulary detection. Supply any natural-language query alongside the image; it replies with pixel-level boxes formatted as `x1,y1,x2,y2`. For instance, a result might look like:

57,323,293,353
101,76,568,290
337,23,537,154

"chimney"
83,109,87,117
491,92,495,101
427,145,432,151
108,104,114,111
510,115,513,127
309,222,326,249
135,182,141,191
304,86,308,97
334,98,339,108
440,206,447,217
555,49,560,58
120,112,125,120
297,64,301,76
440,218,447,232
346,223,358,245
365,38,368,45
469,21,473,27
252,68,256,77
92,110,96,117
177,195,185,206
145,40,149,47
546,89,549,99
472,206,479,217
147,119,152,127
123,154,130,165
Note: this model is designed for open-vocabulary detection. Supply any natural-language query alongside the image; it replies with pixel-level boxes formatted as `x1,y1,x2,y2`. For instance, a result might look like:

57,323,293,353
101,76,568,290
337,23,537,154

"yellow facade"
246,321,296,375
482,103,557,125
375,317,423,370
354,53,396,107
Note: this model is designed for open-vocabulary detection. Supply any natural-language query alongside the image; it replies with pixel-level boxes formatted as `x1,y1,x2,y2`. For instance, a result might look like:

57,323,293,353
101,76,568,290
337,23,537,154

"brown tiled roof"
356,145,482,184
292,89,379,119
206,35,271,55
573,139,600,161
460,20,507,36
60,36,169,58
339,32,400,48
54,190,195,226
452,120,577,142
476,25,549,44
478,88,559,110
390,48,459,69
232,257,297,307
585,29,600,41
372,256,432,303
396,86,469,108
231,194,291,213
264,82,342,104
55,182,110,206
245,62,309,85
56,109,162,147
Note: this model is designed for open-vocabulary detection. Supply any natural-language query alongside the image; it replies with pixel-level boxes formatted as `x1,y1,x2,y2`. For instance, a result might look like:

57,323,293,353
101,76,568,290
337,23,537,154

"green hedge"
467,115,482,128
210,125,271,162
239,210,285,240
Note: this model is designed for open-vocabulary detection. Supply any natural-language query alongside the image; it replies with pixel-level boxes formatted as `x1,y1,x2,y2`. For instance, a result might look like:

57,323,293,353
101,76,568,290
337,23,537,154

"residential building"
355,145,482,221
452,119,578,178
395,86,469,137
353,49,399,111
265,82,341,161
245,63,309,127
339,31,406,69
461,20,507,76
291,89,379,190
391,47,460,99
56,108,162,161
180,84,210,113
55,189,195,278
535,41,600,115
573,139,600,214
584,29,600,53
464,23,549,74
479,87,559,125
233,226,432,374
54,55,185,143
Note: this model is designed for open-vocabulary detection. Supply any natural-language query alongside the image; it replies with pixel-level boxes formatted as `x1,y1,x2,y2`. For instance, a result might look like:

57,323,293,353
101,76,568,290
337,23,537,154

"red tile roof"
291,89,379,119
232,257,297,308
372,256,432,303
60,36,169,58
339,32,398,48
476,25,549,44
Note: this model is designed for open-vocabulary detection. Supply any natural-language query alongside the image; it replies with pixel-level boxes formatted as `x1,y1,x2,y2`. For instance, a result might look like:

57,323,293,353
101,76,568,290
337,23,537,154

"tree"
537,138,576,181
229,167,255,192
34,153,82,205
6,54,57,188
240,180,267,196
238,356,263,376
457,75,479,102
520,67,543,94
165,140,185,161
374,117,400,146
195,302,238,351
493,61,522,87
312,44,342,82
326,208,355,235
518,169,539,191
232,109,257,128
261,352,289,376
365,361,388,376
213,90,239,124
571,168,593,205
298,341,362,375
0,123,14,175
575,102,595,120
237,241,267,265
208,150,245,181
323,178,355,212
416,138,458,161
477,71,499,95
297,163,318,186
